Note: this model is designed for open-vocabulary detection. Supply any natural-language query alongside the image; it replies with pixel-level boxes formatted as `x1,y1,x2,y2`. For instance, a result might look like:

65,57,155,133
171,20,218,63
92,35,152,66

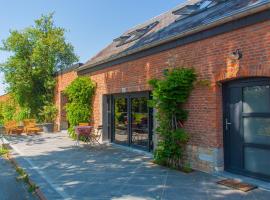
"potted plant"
40,103,58,133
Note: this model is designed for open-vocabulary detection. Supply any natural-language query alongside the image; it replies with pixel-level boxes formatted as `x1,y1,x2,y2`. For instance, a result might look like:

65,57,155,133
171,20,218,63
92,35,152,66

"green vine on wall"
64,77,96,138
148,67,197,169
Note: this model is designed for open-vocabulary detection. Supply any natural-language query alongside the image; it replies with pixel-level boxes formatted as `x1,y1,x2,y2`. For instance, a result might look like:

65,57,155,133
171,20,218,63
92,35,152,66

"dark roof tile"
80,0,270,71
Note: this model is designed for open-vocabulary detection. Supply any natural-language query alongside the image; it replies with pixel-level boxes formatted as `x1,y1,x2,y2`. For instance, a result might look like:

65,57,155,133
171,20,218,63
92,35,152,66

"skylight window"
199,0,213,9
173,0,224,17
114,21,159,47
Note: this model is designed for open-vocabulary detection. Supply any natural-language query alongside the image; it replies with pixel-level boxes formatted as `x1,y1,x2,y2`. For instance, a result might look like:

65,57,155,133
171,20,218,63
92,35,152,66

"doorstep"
214,171,270,191
110,142,154,158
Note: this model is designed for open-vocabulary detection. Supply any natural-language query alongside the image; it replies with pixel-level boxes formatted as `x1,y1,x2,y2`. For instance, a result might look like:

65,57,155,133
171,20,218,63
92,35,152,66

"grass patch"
15,165,39,193
0,146,9,156
28,183,38,193
0,144,39,194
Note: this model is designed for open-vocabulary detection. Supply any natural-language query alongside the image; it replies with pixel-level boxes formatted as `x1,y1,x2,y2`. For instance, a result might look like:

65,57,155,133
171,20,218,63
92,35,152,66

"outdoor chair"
75,125,93,146
23,119,42,134
74,124,102,145
92,125,102,144
79,123,89,126
4,121,23,135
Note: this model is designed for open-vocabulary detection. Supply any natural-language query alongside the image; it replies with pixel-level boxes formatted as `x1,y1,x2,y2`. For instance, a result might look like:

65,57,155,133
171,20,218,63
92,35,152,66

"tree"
0,13,78,120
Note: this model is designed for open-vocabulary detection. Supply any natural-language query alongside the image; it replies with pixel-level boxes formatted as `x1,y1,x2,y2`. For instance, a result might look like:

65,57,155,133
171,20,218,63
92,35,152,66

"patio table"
74,126,93,146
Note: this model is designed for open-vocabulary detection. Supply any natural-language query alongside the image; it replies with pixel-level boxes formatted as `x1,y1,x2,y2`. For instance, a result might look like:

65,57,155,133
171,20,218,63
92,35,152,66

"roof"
79,0,270,72
55,63,83,76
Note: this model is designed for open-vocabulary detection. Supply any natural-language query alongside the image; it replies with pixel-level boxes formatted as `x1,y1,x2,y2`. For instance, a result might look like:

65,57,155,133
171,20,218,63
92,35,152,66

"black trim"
78,9,270,75
242,113,270,117
222,83,229,173
55,63,83,76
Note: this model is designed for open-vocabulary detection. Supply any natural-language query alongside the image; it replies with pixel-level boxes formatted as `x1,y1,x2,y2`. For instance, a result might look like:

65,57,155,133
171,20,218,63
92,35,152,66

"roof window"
114,21,159,47
173,0,225,17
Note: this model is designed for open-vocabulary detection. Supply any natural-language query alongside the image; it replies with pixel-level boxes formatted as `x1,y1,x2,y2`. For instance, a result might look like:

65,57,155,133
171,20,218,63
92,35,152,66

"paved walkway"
0,157,38,200
5,133,270,200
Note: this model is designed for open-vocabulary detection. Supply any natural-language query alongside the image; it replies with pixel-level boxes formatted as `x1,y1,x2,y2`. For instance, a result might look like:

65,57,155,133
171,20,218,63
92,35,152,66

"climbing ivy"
148,67,197,168
64,77,96,138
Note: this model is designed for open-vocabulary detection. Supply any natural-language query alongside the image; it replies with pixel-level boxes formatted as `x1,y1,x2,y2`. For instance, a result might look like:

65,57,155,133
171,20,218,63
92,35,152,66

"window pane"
131,97,149,148
114,98,128,144
245,147,270,176
244,117,270,145
243,86,270,113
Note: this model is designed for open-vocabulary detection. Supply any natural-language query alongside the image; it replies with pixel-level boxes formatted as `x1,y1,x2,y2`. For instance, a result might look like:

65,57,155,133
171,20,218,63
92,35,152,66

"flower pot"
42,123,54,133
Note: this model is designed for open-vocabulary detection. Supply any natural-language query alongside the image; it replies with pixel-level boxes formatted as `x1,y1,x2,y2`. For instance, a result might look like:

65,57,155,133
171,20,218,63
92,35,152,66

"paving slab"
5,132,270,200
0,157,38,200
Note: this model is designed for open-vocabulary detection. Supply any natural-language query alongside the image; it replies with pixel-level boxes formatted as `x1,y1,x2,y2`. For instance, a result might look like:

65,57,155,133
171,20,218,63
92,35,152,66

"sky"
0,0,185,95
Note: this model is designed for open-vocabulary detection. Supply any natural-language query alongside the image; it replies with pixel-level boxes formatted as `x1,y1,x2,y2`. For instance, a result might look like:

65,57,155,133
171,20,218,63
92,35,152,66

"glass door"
112,92,152,151
114,97,129,145
131,96,149,149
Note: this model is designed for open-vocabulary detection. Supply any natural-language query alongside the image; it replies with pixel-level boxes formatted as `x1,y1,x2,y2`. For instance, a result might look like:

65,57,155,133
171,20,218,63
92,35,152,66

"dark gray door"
224,78,270,180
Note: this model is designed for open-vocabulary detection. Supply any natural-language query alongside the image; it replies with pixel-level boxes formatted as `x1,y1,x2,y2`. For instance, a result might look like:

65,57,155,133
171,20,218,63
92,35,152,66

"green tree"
0,13,78,120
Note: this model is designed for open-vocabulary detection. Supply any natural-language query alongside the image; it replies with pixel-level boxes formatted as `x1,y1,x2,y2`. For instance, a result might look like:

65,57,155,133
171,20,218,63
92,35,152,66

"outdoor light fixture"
230,49,243,60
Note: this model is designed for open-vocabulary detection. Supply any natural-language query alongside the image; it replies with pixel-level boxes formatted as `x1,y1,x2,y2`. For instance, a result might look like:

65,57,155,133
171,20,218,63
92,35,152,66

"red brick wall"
83,20,270,149
55,71,78,130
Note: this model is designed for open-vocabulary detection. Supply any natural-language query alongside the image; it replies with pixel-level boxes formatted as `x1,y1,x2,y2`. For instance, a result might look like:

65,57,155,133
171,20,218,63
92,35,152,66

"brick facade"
55,71,78,130
75,20,270,172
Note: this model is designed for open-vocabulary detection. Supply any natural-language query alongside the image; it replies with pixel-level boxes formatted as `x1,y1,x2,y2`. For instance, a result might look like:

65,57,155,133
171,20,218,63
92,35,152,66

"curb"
3,136,69,199
2,143,47,200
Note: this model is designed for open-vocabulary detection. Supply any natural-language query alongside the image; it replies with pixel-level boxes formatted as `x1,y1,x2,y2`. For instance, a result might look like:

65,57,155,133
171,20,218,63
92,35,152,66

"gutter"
55,63,83,76
77,2,270,72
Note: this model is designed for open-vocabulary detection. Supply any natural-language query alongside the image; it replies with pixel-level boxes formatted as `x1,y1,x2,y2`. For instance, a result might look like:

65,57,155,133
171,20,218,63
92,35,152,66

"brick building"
56,0,270,180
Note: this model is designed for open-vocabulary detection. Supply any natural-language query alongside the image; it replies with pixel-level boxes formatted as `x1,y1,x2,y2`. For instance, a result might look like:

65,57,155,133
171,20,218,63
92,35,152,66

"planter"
42,123,54,133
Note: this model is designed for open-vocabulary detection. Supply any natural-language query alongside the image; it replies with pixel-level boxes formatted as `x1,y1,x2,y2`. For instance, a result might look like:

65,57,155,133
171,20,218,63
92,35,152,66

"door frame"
223,77,270,181
109,91,153,151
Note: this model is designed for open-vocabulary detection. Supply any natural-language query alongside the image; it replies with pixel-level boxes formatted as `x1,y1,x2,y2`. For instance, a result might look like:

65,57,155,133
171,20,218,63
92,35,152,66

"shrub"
14,107,31,122
0,146,9,156
1,100,17,123
39,103,58,123
64,77,95,138
149,67,196,168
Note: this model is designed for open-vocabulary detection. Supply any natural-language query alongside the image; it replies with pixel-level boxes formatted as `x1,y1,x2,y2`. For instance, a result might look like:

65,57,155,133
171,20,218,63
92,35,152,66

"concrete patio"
0,157,38,200
5,132,270,200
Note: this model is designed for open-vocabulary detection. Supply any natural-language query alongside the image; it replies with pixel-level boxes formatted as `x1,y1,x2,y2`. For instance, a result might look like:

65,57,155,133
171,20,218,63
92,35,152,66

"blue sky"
0,0,184,95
